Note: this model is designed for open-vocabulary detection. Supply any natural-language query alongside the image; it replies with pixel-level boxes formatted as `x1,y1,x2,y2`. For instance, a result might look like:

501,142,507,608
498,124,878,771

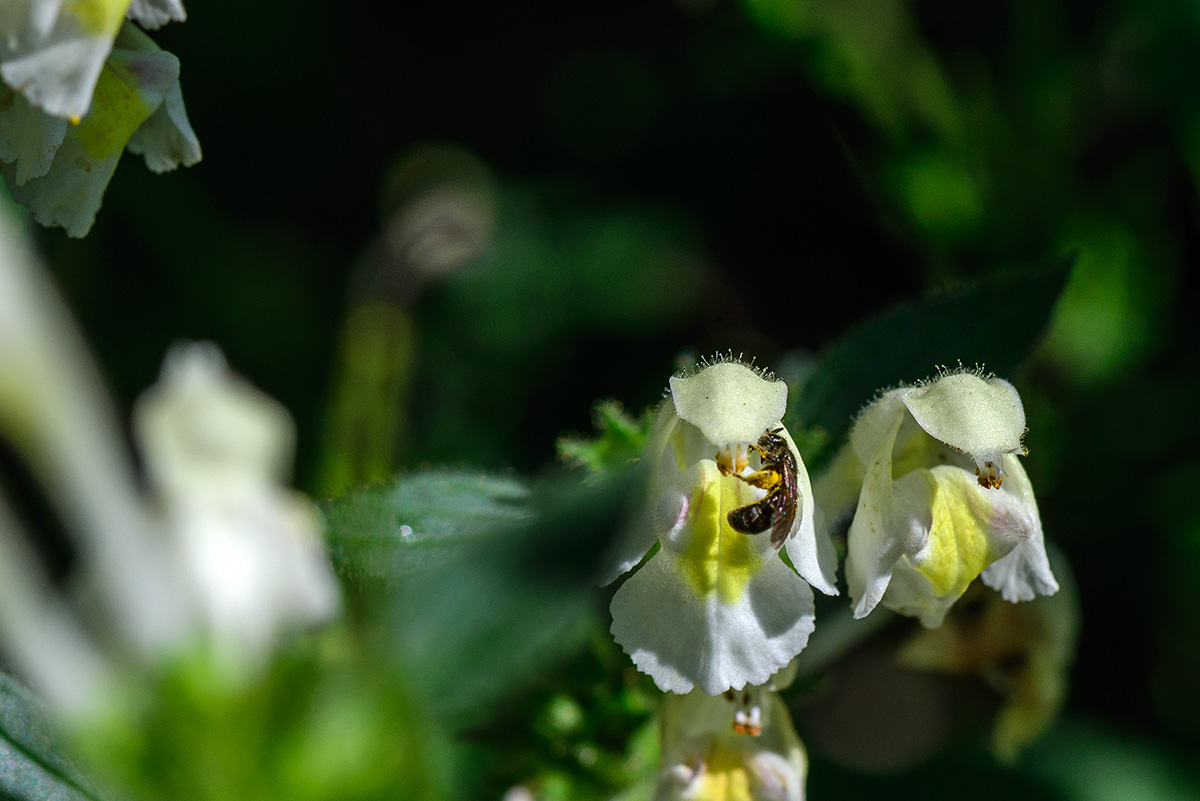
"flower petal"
980,455,1059,601
116,19,200,173
881,463,1040,627
613,461,815,694
780,427,838,596
610,551,815,694
6,46,177,236
811,440,867,525
0,84,68,184
601,405,683,584
0,0,129,121
845,409,906,618
848,390,909,465
669,361,787,447
0,489,113,717
134,341,295,503
126,0,186,29
172,489,340,663
126,79,200,172
902,373,1026,470
658,689,807,801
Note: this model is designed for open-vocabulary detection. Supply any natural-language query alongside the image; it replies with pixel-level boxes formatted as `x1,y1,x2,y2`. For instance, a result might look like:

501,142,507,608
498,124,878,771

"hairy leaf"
322,469,632,729
0,672,115,801
323,470,531,584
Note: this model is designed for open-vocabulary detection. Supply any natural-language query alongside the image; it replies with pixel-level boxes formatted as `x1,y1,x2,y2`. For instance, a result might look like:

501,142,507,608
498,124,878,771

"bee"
721,428,800,548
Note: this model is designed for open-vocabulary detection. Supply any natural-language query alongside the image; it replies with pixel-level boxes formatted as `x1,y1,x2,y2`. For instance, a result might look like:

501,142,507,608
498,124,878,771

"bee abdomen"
728,503,773,534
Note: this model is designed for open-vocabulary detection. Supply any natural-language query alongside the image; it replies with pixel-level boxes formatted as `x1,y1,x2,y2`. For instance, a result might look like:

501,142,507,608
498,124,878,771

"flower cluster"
0,0,200,236
609,359,1064,798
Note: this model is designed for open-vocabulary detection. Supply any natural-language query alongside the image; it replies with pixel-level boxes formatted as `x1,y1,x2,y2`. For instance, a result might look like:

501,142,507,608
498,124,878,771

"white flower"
1,20,201,237
655,666,807,801
609,359,838,695
126,0,187,31
828,370,1058,628
134,342,342,672
0,204,186,662
0,0,186,121
0,492,113,716
0,214,337,712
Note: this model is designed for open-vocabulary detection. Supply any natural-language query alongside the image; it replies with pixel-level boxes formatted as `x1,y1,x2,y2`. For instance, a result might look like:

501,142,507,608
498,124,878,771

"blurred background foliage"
11,0,1200,797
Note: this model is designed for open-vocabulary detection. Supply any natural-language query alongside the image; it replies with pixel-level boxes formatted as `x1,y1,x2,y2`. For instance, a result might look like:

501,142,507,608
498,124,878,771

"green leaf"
788,257,1073,465
1022,718,1200,801
323,470,532,584
0,671,116,801
323,469,633,730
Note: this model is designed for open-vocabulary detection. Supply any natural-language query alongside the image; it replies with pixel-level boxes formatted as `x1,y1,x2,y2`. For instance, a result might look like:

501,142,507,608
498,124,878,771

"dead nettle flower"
0,206,184,667
609,357,838,696
655,663,807,801
818,369,1058,629
0,0,186,121
0,214,338,710
0,6,200,237
134,342,342,674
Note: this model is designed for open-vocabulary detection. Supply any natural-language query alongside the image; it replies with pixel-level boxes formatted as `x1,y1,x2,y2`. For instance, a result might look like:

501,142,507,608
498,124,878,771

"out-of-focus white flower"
0,491,113,716
118,20,200,174
0,211,338,713
609,358,837,695
821,370,1058,628
0,0,186,121
134,343,342,672
0,21,201,237
0,203,186,662
126,0,187,31
656,665,807,801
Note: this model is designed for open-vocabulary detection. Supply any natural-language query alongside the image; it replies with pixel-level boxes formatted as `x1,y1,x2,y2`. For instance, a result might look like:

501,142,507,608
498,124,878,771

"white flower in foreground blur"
0,204,186,678
823,370,1058,628
609,358,838,695
0,212,338,711
0,21,201,237
656,665,807,801
134,343,341,671
0,0,185,121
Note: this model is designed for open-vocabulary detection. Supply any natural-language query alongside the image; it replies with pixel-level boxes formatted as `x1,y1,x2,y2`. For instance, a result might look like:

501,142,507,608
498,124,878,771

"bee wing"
769,503,796,548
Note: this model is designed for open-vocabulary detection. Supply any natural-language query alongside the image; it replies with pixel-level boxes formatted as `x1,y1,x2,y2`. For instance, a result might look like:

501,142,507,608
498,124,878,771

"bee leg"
734,468,781,491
